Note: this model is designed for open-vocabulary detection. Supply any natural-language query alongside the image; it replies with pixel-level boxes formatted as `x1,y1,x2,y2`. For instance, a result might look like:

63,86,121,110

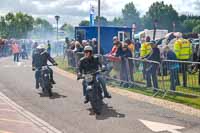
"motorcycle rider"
77,46,111,103
32,44,57,89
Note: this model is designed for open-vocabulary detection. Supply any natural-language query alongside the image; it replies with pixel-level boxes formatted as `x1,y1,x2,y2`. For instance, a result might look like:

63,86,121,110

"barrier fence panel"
129,58,163,92
103,55,124,86
162,60,200,96
103,56,162,92
66,49,76,68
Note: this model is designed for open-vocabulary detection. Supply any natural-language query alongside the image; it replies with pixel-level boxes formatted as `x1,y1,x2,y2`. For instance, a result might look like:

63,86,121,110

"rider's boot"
51,79,56,84
36,81,39,89
84,95,89,104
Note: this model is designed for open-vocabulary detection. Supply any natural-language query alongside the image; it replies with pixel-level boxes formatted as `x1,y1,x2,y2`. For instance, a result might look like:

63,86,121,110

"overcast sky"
0,0,199,26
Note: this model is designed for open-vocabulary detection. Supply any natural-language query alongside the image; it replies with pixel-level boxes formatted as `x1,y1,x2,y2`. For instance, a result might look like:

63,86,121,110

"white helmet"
84,45,93,52
37,44,46,49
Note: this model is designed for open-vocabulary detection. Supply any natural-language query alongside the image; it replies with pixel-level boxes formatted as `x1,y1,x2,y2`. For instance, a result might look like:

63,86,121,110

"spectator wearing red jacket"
11,41,20,62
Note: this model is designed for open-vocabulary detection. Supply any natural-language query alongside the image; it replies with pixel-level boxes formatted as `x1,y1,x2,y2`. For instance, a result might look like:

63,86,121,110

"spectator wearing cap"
163,45,180,91
146,40,160,91
117,43,133,88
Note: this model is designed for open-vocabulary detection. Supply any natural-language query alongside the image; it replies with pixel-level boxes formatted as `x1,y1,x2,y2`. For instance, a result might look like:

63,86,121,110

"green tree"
79,20,89,26
0,17,8,38
143,1,179,31
94,16,108,26
60,23,74,39
34,18,53,32
5,12,16,38
33,18,53,38
15,12,34,38
4,12,34,38
110,17,124,26
193,25,200,33
182,19,200,32
122,2,140,27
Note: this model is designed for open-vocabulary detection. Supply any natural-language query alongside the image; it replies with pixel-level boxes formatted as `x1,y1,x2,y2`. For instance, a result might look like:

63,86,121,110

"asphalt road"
0,57,200,133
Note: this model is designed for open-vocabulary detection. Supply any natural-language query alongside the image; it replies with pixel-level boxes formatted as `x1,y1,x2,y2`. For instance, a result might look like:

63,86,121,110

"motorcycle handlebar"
36,64,57,70
77,69,106,80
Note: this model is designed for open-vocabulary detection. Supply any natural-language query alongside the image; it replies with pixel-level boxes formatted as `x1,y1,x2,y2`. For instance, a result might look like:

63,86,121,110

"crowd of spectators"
63,33,199,91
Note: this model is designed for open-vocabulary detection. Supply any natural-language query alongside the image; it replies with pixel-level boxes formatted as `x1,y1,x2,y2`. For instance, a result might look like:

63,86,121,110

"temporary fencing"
63,49,200,97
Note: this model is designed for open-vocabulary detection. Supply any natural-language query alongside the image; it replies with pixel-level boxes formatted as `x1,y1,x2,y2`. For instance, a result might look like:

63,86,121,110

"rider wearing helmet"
32,44,57,89
78,46,111,103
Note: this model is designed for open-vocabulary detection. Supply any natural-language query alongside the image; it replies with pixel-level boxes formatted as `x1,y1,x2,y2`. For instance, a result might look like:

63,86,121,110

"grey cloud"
194,0,200,10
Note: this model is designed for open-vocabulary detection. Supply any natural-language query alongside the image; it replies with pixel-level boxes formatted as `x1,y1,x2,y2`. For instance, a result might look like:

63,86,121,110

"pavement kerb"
0,92,63,133
54,67,200,118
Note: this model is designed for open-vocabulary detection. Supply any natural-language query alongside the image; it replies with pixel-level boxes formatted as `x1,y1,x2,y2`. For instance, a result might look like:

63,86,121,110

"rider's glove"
77,73,82,80
53,63,58,66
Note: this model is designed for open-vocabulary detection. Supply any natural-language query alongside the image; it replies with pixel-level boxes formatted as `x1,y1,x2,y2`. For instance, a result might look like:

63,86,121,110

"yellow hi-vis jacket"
140,42,152,58
173,38,192,60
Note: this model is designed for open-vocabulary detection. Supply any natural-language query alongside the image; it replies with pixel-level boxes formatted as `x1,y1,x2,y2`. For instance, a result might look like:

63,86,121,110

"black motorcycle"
78,70,105,115
38,65,54,97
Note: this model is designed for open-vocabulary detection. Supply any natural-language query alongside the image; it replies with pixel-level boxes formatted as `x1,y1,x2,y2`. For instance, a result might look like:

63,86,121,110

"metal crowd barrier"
103,56,163,92
63,49,200,97
162,60,200,97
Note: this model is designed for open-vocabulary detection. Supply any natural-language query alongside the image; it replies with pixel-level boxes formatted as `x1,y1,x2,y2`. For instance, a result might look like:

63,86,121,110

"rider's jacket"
78,56,101,74
32,49,55,68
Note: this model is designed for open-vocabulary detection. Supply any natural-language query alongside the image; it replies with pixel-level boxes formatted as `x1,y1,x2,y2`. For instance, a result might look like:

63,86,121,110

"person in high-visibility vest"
140,36,152,59
140,36,152,80
173,33,192,87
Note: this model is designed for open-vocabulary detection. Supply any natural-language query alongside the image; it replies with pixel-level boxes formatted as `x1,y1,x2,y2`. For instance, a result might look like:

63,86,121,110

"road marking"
0,130,13,133
0,109,16,112
2,65,31,68
0,92,62,133
16,62,26,67
0,118,32,125
139,119,185,133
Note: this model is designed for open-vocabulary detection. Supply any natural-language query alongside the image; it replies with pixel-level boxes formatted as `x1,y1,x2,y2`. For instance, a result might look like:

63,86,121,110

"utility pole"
97,0,101,54
173,21,176,32
153,19,158,41
55,15,60,56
